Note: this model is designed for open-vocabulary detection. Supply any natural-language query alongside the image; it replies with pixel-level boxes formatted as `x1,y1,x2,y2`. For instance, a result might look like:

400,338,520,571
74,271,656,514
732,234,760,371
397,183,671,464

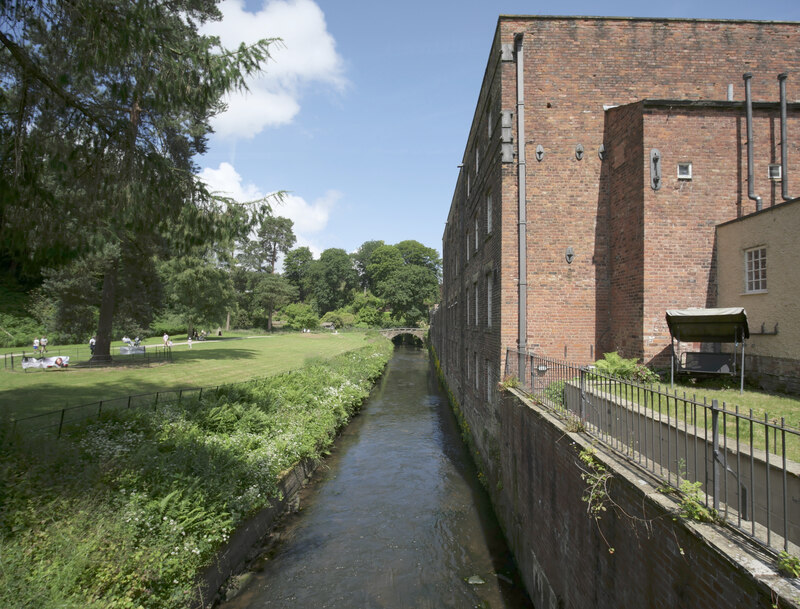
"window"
474,352,479,390
677,162,692,180
769,164,782,180
466,231,470,262
474,282,479,326
475,147,480,175
486,192,493,234
486,360,493,402
467,172,470,197
466,286,470,324
486,273,493,327
745,247,767,293
474,217,479,251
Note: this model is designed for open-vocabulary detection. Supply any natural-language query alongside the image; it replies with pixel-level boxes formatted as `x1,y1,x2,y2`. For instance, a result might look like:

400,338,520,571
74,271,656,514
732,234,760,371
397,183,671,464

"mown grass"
585,377,800,461
0,338,394,609
0,331,373,420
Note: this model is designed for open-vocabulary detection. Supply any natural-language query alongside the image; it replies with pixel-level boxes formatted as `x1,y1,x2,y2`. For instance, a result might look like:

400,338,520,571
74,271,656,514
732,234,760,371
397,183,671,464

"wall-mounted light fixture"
535,144,545,162
650,149,662,190
565,246,575,264
598,143,606,161
575,144,584,160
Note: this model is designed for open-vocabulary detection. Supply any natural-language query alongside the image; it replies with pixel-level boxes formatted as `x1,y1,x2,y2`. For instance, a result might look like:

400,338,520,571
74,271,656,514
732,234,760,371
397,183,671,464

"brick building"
430,16,800,402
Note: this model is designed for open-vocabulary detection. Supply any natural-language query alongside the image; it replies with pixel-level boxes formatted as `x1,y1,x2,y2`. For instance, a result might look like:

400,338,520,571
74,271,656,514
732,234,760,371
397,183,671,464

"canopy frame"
665,308,749,393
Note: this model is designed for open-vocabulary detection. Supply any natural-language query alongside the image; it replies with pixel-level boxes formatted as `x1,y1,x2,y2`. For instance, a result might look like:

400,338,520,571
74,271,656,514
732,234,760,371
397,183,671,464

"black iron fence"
505,348,800,555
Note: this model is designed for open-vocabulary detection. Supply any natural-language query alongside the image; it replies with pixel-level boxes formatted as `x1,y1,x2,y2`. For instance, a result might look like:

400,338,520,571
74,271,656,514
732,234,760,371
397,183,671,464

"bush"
594,351,659,384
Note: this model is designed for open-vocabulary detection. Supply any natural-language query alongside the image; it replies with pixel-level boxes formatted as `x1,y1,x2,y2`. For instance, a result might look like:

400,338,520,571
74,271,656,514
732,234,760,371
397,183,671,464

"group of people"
32,336,48,356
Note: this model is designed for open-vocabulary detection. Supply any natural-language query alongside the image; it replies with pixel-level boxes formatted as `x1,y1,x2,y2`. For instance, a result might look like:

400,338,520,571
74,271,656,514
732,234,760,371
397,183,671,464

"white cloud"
202,0,346,138
198,162,336,259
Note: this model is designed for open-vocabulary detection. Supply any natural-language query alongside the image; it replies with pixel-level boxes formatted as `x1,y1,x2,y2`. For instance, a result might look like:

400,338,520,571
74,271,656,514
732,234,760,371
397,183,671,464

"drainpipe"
779,73,794,201
515,33,528,383
744,73,762,211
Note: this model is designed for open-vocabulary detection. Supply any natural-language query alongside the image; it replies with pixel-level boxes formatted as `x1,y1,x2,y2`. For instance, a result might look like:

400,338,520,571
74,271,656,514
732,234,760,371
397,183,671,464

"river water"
220,345,533,609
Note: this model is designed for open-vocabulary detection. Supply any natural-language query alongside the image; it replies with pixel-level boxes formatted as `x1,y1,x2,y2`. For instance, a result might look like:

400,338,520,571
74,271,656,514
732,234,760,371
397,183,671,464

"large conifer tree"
0,1,275,358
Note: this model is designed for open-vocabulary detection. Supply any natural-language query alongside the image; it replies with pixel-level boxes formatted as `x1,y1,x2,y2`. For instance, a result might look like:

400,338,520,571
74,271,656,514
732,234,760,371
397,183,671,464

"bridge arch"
379,328,426,343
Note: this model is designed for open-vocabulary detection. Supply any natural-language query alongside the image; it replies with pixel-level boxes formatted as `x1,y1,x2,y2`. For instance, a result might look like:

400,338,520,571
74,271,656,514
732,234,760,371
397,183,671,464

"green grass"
0,331,372,420
0,339,394,609
582,377,800,461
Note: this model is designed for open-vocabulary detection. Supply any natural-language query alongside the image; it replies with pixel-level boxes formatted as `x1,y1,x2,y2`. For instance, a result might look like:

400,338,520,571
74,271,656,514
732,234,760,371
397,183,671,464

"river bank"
0,340,393,609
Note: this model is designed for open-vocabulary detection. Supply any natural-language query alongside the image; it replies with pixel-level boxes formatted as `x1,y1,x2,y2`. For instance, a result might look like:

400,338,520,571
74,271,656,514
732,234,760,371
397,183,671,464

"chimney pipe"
779,73,794,201
744,73,762,211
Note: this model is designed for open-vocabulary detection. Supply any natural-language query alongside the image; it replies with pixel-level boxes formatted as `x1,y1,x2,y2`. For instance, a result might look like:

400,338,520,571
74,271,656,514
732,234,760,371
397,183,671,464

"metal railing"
3,345,172,370
505,348,800,555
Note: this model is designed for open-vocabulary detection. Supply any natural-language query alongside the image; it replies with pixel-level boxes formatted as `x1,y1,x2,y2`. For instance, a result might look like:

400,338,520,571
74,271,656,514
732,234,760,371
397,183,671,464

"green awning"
665,308,749,343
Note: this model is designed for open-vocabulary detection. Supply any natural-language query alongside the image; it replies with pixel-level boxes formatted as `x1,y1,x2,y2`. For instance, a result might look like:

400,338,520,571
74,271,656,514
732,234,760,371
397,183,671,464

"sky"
197,0,800,261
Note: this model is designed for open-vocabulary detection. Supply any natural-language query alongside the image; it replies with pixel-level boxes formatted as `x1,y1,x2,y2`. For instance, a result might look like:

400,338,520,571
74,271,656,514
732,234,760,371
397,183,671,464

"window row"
465,350,496,404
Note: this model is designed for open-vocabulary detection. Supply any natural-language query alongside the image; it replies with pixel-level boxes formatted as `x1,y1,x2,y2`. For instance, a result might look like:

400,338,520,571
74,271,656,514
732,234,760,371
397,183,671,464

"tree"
253,273,297,331
282,302,319,331
352,239,384,290
365,245,404,294
0,1,276,359
307,248,358,315
378,264,439,326
395,240,442,278
159,255,235,337
282,246,314,301
239,215,296,274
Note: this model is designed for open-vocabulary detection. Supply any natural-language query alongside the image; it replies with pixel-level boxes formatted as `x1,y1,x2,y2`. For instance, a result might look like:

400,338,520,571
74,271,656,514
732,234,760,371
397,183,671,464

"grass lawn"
0,330,374,420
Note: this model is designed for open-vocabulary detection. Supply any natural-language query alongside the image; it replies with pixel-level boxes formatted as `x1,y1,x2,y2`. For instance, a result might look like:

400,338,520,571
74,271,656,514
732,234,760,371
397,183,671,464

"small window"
486,273,493,328
677,162,692,180
474,282,478,326
769,164,782,180
486,192,493,234
466,231,470,262
474,217,479,251
466,287,470,324
474,352,479,390
745,247,767,293
475,148,480,175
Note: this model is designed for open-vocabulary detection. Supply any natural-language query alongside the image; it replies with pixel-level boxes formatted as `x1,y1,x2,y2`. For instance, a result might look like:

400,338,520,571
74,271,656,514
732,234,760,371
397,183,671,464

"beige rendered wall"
716,200,800,361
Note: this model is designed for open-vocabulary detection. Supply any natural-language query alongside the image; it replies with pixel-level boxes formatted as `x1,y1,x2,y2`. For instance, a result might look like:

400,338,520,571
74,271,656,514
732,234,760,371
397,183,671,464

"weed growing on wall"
777,551,800,578
0,341,392,609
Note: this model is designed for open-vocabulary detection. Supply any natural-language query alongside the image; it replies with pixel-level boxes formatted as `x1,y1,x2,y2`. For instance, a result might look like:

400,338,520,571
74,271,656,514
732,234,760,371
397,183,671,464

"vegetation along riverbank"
0,338,393,608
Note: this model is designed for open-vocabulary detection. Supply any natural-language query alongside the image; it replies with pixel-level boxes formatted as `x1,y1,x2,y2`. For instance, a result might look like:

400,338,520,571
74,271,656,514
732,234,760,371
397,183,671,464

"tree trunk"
92,261,118,362
267,308,273,332
226,310,230,331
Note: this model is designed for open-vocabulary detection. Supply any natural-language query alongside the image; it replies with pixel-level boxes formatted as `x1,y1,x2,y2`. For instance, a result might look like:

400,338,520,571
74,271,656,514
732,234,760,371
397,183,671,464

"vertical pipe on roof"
779,73,794,201
744,73,763,211
514,33,528,380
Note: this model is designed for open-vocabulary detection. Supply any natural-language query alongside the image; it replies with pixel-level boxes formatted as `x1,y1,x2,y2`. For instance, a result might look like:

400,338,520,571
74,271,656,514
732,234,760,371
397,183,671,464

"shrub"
594,351,659,384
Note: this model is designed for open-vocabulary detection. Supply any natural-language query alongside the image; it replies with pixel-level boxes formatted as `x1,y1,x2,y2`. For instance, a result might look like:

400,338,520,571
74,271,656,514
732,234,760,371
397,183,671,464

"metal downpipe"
779,73,794,201
744,73,763,211
515,33,528,382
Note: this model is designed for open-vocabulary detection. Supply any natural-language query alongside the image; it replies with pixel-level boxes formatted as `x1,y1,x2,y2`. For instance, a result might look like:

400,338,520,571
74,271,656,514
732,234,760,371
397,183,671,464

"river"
219,345,534,609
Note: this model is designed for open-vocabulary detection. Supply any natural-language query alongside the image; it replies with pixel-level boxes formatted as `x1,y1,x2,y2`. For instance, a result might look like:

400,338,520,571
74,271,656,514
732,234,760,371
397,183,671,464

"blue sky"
197,0,800,261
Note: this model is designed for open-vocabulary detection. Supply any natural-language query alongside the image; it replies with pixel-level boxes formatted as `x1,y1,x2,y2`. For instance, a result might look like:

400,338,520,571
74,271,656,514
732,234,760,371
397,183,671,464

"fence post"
98,401,103,416
58,408,65,439
711,399,720,512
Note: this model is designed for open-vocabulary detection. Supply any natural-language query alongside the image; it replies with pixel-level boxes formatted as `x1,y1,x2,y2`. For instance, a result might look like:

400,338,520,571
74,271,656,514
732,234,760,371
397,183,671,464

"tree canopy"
0,0,276,357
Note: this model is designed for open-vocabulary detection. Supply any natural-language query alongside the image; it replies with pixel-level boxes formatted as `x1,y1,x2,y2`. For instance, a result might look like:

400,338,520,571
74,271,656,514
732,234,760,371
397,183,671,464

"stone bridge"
380,327,426,342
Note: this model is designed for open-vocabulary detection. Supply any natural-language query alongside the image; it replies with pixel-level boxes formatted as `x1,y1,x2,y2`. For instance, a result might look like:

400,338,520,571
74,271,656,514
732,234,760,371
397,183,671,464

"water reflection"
220,346,533,609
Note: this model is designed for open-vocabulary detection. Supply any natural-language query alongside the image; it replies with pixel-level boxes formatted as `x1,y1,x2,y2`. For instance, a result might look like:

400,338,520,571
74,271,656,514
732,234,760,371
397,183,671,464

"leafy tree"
282,302,319,331
352,239,384,290
283,246,314,301
239,215,296,274
0,1,276,358
159,255,235,337
307,248,358,315
365,245,404,294
253,273,298,331
395,240,442,278
378,264,439,326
